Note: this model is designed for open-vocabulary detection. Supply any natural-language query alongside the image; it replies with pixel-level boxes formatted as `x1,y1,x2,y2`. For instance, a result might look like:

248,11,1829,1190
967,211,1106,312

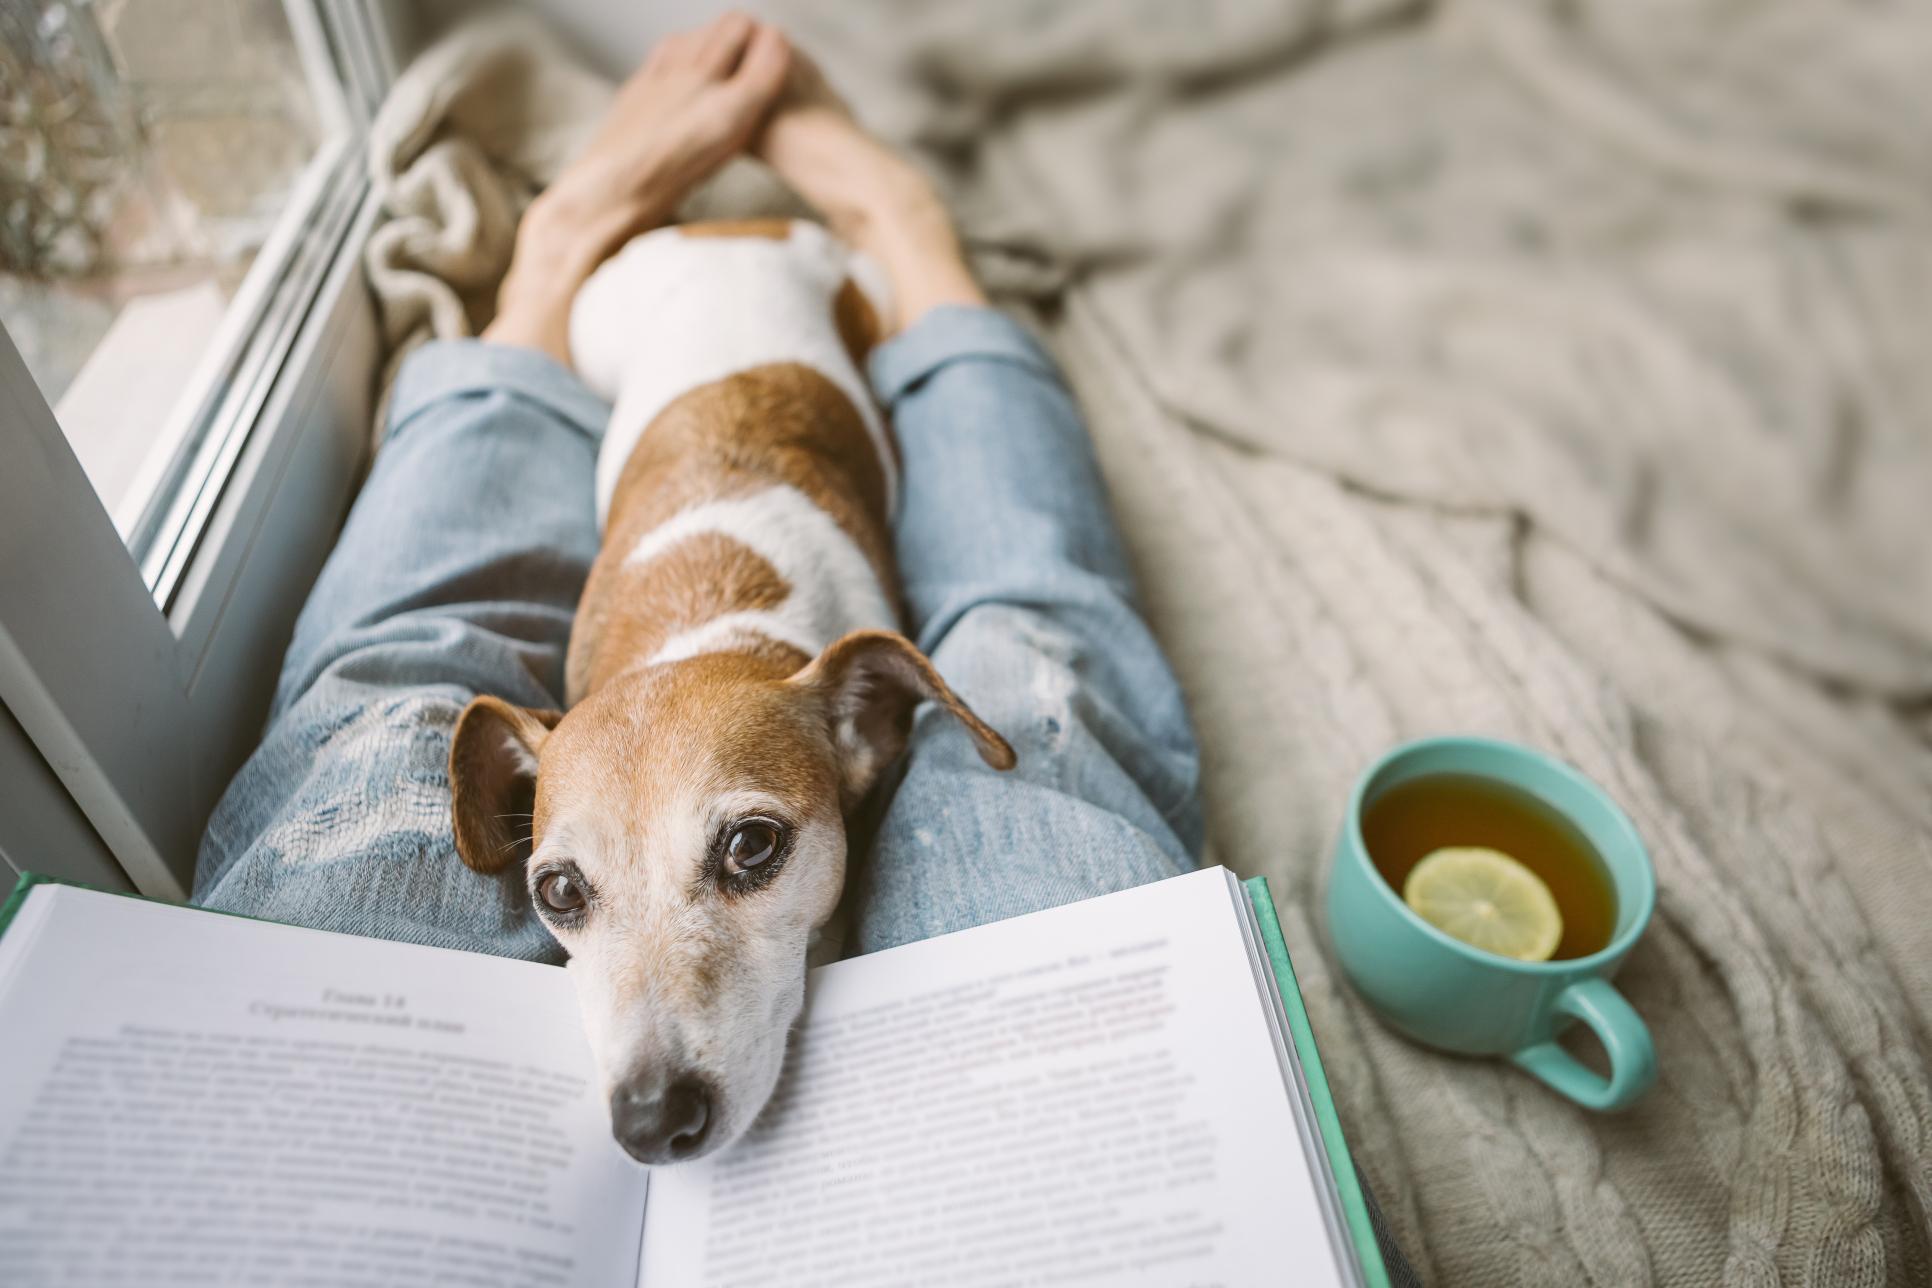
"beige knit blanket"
364,3,1932,1282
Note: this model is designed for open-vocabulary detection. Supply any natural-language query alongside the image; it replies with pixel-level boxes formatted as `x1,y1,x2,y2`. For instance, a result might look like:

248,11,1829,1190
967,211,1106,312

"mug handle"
1510,977,1657,1111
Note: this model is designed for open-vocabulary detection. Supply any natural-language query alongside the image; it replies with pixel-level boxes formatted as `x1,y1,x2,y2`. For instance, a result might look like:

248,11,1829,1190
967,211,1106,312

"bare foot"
754,50,984,333
487,13,793,363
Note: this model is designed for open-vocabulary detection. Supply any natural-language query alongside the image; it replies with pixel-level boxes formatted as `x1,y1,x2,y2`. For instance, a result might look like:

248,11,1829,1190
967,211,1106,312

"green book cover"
1245,875,1391,1288
0,871,62,939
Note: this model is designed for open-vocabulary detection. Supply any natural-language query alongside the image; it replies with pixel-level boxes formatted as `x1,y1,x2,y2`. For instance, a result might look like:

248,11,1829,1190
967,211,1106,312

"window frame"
0,0,402,898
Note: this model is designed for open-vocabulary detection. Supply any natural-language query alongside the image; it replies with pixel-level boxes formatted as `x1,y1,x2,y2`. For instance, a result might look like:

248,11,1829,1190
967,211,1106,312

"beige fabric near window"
362,3,1932,1282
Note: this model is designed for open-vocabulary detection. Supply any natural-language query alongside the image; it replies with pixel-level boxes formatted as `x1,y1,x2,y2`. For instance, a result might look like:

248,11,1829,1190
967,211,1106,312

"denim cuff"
868,305,1065,409
388,339,612,443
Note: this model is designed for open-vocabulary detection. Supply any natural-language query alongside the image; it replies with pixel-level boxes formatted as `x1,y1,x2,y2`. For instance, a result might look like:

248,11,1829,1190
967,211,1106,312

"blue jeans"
194,306,1203,956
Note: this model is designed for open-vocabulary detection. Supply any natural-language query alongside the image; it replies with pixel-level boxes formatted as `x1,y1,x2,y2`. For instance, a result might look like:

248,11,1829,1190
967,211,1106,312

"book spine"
1244,876,1391,1288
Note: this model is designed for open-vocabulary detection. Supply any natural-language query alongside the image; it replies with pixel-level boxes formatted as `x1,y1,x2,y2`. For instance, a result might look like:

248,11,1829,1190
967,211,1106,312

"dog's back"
565,219,898,704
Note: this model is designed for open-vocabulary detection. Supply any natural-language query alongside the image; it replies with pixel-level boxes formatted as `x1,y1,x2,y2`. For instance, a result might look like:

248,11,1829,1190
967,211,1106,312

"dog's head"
448,629,1012,1165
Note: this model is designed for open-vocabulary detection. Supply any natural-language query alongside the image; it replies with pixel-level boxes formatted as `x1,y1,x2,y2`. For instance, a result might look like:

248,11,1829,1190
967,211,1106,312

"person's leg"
755,60,1202,953
193,341,607,958
844,305,1205,951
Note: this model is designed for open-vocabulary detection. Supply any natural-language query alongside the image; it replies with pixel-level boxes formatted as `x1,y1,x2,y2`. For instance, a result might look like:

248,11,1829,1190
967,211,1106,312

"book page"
0,887,647,1287
639,868,1346,1287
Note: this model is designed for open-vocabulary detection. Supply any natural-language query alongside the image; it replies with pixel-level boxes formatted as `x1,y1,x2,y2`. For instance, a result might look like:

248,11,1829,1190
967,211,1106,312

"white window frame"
0,0,404,898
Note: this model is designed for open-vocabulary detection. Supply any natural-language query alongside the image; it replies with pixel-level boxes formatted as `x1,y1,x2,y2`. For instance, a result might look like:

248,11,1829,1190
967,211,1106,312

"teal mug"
1327,736,1658,1110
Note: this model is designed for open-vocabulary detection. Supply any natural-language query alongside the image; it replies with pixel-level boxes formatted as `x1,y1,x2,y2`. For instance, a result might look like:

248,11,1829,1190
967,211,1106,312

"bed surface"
367,3,1932,1281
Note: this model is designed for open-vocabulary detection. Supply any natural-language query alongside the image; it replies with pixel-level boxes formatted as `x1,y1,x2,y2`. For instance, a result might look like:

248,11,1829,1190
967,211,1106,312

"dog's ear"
796,629,1015,806
449,696,564,874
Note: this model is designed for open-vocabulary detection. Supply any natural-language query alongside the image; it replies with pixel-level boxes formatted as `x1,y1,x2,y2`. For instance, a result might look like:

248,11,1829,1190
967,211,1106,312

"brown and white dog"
447,219,1014,1166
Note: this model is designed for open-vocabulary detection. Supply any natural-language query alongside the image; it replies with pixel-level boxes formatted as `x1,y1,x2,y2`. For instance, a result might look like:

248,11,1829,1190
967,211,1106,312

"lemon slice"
1402,847,1563,962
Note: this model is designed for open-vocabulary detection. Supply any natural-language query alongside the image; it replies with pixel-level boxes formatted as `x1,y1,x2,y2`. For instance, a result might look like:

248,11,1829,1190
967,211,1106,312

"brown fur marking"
545,650,840,842
567,363,896,705
833,278,881,369
573,533,794,698
678,218,795,240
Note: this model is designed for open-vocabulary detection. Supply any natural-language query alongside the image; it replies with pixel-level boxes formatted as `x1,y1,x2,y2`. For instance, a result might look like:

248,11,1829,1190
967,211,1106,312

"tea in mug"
1361,772,1617,960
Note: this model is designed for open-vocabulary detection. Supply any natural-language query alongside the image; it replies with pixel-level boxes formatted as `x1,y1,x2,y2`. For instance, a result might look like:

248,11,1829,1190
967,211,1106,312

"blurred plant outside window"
1,0,343,580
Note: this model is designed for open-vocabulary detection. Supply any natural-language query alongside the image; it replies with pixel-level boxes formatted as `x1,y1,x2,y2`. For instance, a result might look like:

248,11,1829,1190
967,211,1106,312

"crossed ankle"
811,175,985,331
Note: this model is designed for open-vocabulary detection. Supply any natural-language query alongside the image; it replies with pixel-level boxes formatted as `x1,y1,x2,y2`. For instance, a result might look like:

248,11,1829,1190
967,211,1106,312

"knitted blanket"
362,4,1932,1282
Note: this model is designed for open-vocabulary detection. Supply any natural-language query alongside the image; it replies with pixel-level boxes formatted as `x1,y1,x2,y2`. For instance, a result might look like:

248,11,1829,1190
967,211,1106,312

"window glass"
0,0,342,562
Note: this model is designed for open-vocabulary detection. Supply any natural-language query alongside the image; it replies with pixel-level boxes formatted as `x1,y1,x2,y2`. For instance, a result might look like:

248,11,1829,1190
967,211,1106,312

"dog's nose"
610,1075,713,1164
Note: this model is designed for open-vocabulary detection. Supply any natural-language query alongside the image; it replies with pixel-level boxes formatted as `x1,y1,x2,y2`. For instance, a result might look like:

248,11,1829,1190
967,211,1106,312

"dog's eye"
723,821,780,876
538,870,586,914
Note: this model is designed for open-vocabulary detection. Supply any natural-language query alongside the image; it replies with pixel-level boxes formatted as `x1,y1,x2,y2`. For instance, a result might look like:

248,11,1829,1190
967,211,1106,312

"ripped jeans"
192,305,1204,956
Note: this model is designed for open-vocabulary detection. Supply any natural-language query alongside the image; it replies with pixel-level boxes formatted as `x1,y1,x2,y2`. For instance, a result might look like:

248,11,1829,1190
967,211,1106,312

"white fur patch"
627,484,896,667
570,221,895,527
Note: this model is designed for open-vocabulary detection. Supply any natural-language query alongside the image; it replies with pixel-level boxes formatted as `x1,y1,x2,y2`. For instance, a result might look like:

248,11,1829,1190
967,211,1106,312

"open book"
0,867,1388,1287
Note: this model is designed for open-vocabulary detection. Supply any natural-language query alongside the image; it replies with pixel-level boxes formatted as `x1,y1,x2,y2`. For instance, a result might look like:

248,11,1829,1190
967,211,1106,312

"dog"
447,218,1014,1166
